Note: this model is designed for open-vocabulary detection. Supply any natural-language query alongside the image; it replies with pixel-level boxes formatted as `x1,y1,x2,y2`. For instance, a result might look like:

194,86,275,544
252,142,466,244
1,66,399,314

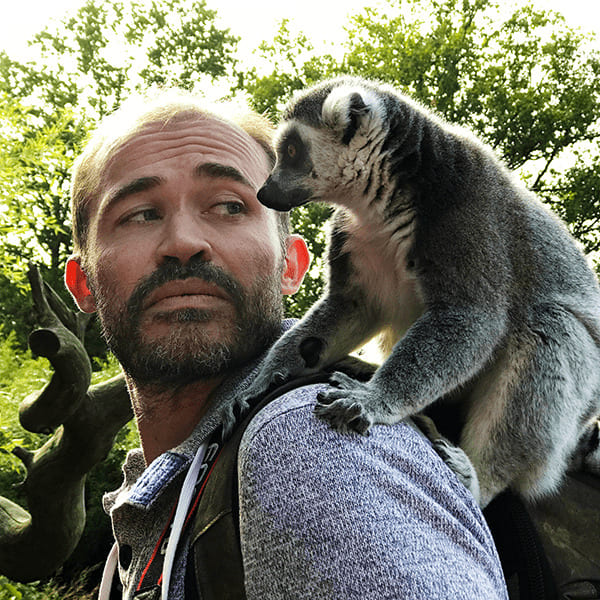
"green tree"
239,19,338,120
344,0,493,121
550,153,600,255
1,0,239,118
0,96,86,283
341,1,600,167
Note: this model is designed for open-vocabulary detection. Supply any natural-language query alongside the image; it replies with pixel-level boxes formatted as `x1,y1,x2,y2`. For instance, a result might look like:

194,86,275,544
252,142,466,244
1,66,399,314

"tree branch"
531,144,561,192
0,264,132,582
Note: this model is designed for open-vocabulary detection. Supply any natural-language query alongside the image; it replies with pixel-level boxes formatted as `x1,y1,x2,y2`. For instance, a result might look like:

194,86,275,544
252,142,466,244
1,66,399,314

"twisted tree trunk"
0,264,132,582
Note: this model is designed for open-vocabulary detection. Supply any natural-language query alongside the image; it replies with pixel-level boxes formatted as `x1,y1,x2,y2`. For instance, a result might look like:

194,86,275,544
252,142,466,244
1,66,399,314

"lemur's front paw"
223,356,303,441
220,333,327,440
314,371,376,435
243,334,325,402
220,396,251,441
220,366,290,441
244,362,295,403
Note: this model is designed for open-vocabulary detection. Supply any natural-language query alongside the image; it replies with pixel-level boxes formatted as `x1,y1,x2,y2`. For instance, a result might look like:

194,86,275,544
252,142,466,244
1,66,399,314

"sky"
1,0,599,65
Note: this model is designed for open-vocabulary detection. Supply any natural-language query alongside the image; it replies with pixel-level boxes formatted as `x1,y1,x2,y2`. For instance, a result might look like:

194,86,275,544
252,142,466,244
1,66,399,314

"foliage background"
0,0,599,595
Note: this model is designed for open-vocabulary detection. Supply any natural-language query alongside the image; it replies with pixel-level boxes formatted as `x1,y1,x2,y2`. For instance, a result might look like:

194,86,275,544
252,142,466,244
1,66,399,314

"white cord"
161,442,207,600
97,443,208,600
98,541,118,600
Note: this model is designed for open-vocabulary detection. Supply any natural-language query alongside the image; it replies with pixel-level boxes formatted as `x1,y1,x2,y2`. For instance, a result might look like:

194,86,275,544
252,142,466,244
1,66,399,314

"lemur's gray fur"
236,77,600,507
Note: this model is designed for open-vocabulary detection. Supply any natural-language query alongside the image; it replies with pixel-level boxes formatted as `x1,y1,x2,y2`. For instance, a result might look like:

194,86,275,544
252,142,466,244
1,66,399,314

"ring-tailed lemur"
237,77,600,507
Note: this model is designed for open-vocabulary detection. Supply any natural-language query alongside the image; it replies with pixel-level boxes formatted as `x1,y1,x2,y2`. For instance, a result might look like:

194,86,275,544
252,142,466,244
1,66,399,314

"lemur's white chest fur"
324,113,425,348
339,206,425,350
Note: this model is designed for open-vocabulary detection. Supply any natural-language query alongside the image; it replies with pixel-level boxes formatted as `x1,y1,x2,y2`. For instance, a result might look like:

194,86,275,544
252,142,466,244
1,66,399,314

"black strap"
484,491,558,600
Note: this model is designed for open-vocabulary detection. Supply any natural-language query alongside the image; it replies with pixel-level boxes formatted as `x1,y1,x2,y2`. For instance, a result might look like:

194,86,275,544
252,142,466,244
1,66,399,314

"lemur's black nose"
257,176,312,212
256,178,275,206
257,177,288,211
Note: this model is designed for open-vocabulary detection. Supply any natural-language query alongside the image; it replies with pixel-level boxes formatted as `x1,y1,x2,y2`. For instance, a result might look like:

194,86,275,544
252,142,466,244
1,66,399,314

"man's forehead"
103,116,271,189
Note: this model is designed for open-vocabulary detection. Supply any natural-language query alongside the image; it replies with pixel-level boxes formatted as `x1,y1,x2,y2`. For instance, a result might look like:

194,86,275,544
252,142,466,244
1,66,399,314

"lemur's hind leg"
461,306,600,508
411,414,481,504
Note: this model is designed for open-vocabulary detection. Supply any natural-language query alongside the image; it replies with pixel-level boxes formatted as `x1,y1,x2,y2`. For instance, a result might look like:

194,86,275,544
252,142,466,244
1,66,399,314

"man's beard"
90,256,284,388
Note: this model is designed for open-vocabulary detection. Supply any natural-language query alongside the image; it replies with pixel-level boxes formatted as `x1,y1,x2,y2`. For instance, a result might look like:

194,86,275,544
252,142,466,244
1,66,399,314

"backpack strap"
186,371,338,600
484,491,558,600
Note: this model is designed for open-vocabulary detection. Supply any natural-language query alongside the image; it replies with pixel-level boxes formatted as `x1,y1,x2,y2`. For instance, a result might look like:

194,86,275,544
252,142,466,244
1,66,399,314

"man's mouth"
143,279,229,312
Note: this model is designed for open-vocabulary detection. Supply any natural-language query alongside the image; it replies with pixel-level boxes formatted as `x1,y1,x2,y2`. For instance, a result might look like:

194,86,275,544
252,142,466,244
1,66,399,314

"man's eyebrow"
103,176,163,213
101,164,252,215
196,163,253,188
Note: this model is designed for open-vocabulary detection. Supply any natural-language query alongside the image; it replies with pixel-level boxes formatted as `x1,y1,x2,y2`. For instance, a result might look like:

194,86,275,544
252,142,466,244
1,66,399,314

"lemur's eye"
287,143,297,159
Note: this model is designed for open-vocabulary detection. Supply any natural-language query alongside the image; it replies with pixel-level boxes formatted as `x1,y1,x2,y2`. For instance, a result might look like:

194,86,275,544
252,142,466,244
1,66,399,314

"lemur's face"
257,122,319,212
257,83,386,213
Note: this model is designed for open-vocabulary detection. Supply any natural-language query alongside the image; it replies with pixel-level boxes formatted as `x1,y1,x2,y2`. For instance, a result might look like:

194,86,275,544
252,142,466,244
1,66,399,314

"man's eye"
213,201,245,216
124,208,161,223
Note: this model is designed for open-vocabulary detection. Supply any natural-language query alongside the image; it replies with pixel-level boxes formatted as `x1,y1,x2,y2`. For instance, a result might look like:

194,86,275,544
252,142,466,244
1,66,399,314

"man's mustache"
126,257,244,318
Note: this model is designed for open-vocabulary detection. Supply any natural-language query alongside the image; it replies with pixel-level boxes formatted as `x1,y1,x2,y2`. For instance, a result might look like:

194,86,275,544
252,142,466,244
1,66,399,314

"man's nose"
157,211,213,264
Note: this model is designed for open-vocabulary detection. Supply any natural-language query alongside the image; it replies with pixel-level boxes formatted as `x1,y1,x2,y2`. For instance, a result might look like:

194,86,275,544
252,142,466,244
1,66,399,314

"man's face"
80,116,286,386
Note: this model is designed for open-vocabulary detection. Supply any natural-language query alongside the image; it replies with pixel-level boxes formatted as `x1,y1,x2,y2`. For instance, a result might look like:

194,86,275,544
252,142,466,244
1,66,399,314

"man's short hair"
70,89,289,256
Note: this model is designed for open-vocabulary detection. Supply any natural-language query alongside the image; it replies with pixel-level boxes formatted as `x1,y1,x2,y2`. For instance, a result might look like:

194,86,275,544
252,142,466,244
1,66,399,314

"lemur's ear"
322,86,378,144
343,93,369,144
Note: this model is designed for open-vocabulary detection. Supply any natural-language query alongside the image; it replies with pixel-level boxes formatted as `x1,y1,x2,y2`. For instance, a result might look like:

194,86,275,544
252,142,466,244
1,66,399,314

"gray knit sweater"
104,329,508,599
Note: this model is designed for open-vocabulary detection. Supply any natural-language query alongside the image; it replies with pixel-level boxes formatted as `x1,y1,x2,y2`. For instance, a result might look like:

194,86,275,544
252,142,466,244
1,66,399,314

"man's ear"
65,256,97,313
281,235,311,295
